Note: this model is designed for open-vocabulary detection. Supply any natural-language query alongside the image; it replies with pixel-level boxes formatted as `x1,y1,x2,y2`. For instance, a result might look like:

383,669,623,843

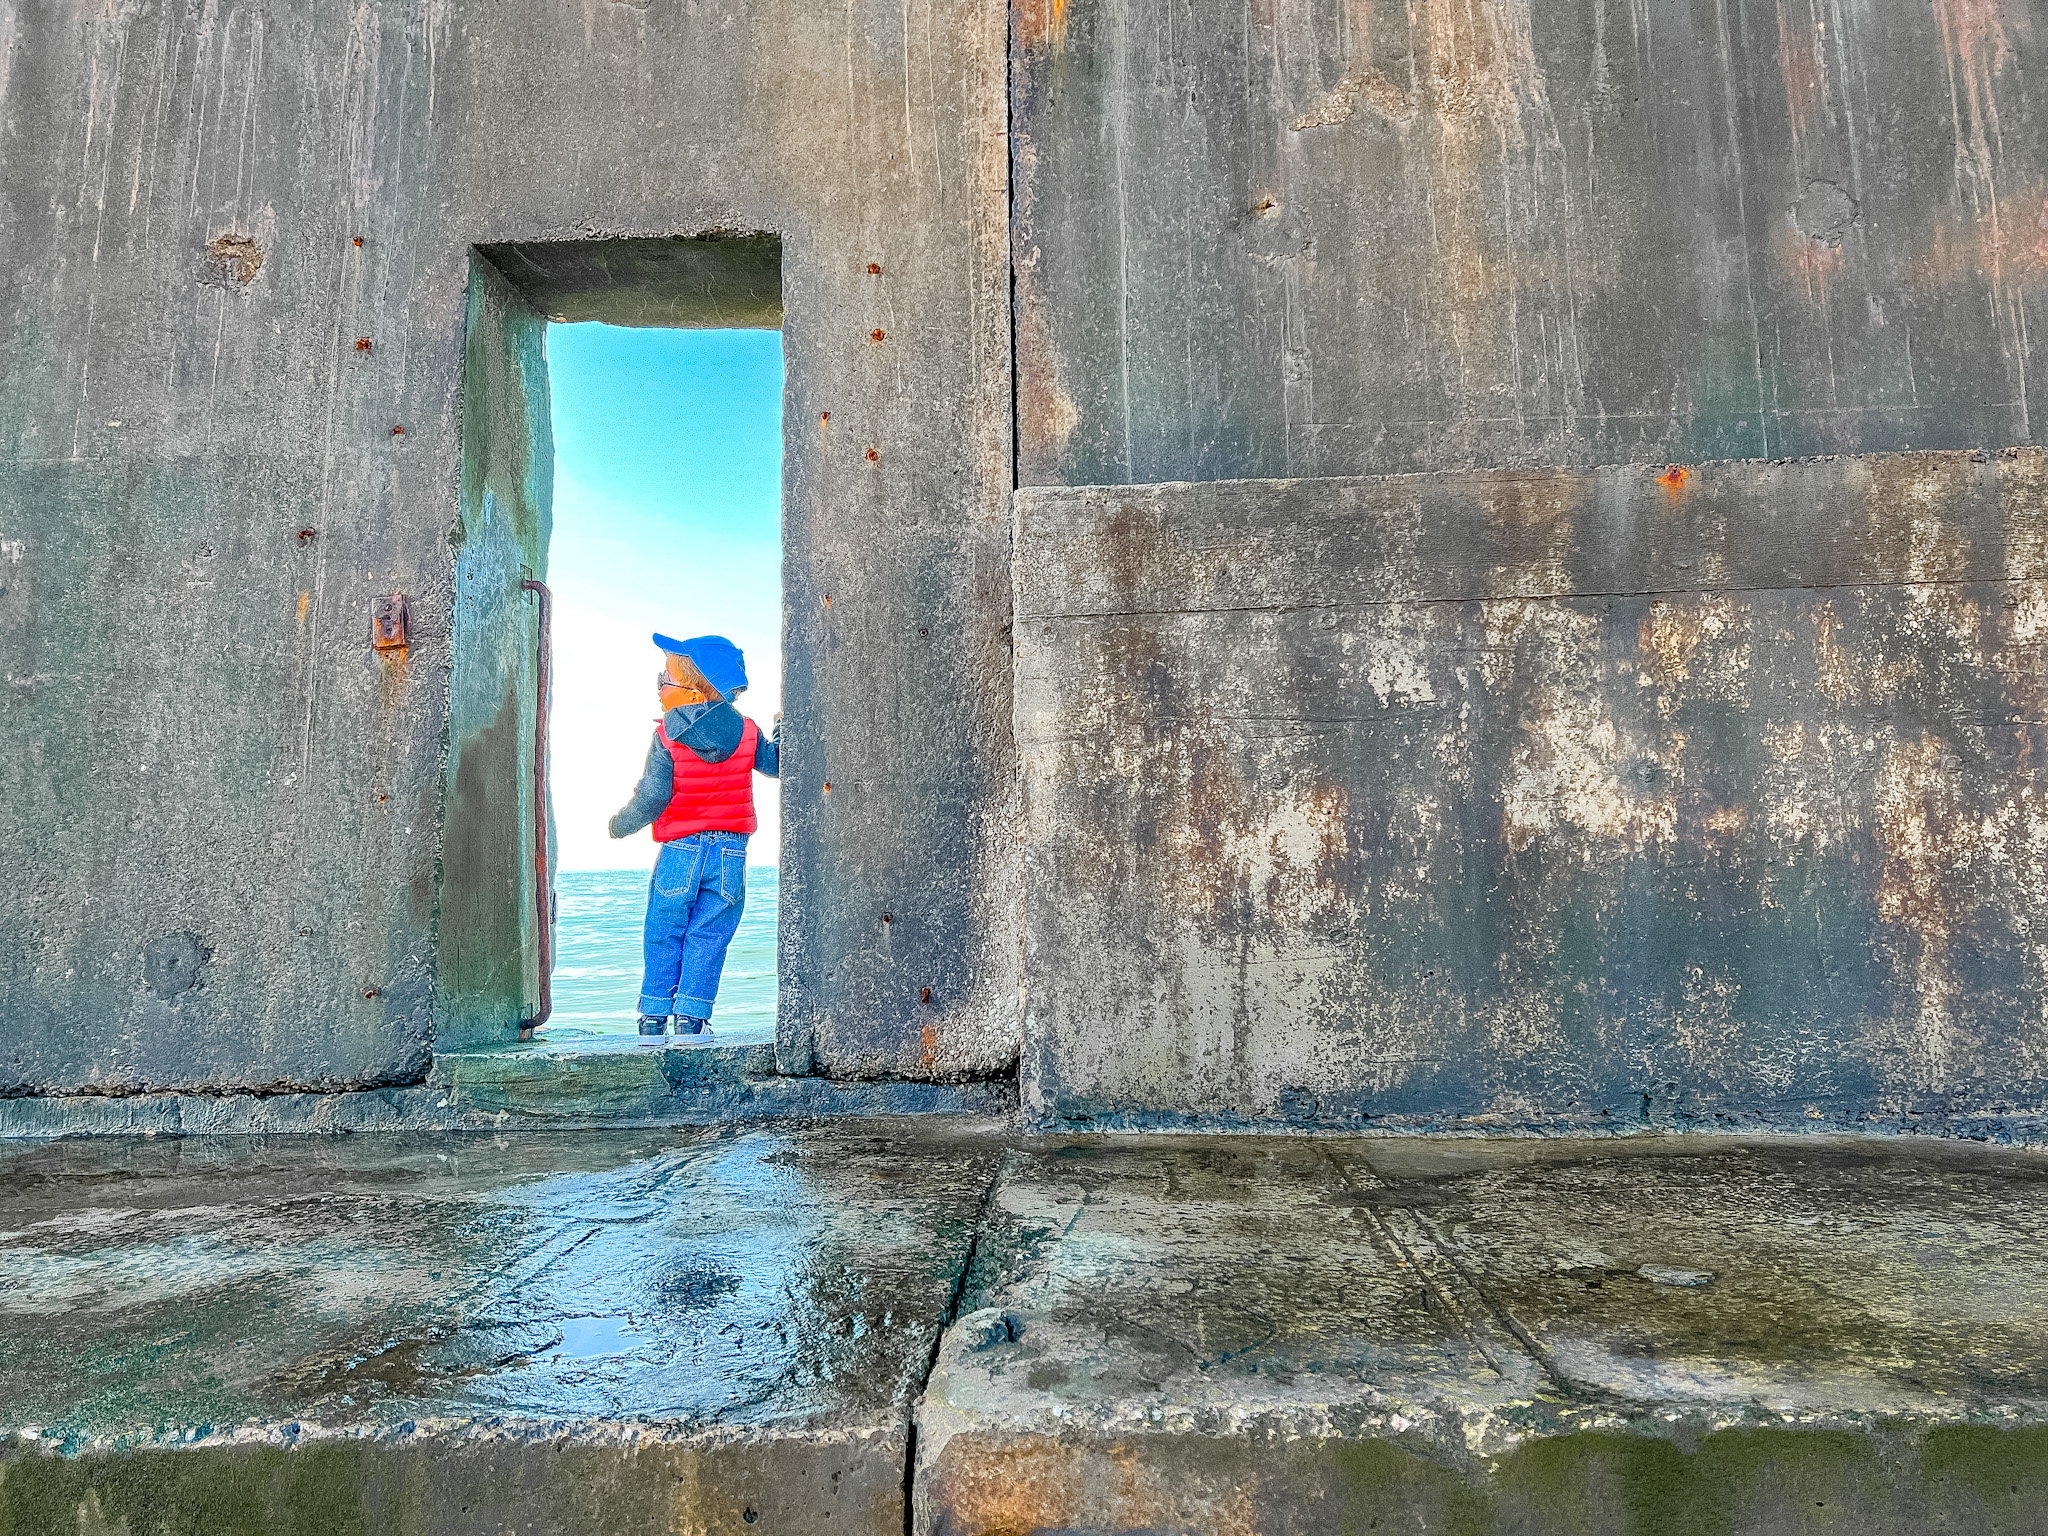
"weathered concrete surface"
0,1038,1018,1137
1012,0,2048,488
6,1129,2048,1531
0,1122,1006,1533
917,1135,2048,1534
438,253,555,1050
0,0,1015,1094
1016,451,2048,1133
479,235,785,329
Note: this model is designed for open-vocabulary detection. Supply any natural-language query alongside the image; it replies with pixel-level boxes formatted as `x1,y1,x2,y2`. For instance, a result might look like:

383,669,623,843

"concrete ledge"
0,1039,1017,1137
3,1421,906,1536
915,1132,2048,1533
0,1124,1006,1536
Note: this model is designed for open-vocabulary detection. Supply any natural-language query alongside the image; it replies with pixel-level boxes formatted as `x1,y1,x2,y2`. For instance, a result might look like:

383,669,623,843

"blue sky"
545,324,785,869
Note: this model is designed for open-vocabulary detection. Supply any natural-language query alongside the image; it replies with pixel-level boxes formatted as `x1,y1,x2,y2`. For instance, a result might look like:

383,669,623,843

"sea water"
545,866,778,1044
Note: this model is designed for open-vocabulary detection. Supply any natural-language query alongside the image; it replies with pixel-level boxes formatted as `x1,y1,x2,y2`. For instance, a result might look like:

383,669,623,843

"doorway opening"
544,325,785,1045
437,235,784,1054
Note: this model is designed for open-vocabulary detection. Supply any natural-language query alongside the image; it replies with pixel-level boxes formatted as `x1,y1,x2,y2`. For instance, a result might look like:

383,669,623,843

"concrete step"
0,1036,1017,1136
918,1133,2048,1533
0,1120,1008,1534
3,1128,2047,1533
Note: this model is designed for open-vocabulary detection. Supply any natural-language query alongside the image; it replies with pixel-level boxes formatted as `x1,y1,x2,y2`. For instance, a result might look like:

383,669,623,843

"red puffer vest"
652,718,759,841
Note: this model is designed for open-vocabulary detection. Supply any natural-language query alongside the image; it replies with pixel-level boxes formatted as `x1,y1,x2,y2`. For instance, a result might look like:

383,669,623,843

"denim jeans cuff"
674,990,717,1018
637,993,677,1016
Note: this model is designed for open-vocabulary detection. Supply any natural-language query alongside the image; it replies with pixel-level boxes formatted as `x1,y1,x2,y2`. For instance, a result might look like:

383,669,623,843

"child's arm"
753,716,781,778
607,730,676,838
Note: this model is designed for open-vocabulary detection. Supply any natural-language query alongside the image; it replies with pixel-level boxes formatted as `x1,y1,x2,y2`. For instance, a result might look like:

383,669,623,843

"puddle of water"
548,1315,642,1361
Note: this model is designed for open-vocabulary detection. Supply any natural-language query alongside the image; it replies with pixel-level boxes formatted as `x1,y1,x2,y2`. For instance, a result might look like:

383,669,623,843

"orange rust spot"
820,411,830,424
354,337,372,352
869,328,885,342
823,593,832,607
920,985,932,1005
1014,0,1068,49
867,262,882,274
296,591,310,628
390,424,404,436
822,782,832,794
920,1021,938,1069
1657,464,1691,495
865,448,879,462
351,236,364,247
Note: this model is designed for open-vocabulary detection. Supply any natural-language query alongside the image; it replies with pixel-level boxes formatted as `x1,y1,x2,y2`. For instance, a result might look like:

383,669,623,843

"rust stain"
295,591,309,629
869,328,886,342
1701,805,1748,838
1013,207,1082,468
920,1021,939,1069
1776,8,1823,143
1775,221,1847,290
1657,464,1691,495
1014,0,1068,50
354,337,373,352
865,448,880,462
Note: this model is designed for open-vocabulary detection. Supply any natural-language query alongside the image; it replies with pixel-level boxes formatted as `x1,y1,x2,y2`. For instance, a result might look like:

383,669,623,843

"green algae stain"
1918,1425,2048,1533
2,1445,373,1536
1493,1428,1889,1536
1318,1440,1492,1536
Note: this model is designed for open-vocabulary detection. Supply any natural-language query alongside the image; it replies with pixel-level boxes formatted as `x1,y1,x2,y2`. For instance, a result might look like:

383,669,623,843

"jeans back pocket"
654,841,706,899
718,845,747,905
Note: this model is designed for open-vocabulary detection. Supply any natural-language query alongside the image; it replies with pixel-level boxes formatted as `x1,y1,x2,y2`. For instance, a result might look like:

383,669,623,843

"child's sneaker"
670,1015,717,1046
635,1016,669,1048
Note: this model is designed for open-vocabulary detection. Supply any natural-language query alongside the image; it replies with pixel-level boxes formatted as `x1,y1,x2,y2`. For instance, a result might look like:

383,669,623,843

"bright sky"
545,324,784,870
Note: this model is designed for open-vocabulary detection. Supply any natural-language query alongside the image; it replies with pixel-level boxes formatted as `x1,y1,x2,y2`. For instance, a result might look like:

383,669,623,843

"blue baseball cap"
653,633,748,697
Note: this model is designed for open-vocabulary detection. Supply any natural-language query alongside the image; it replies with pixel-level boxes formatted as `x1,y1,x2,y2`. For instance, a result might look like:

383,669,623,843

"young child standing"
608,633,780,1046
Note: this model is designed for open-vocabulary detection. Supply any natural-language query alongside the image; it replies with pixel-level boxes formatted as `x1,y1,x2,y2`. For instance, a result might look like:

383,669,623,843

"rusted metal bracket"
370,593,409,652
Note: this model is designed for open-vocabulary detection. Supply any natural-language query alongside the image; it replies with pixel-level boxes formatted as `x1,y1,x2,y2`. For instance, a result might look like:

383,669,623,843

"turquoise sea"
545,866,778,1045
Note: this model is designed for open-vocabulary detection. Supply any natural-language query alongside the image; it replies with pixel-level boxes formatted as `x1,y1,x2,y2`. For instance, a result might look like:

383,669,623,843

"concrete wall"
0,0,1013,1093
1011,0,2048,485
1017,452,2048,1130
1006,0,2048,1131
436,256,552,1051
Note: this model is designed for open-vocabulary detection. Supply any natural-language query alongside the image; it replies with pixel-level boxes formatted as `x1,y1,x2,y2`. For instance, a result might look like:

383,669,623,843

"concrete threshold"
0,1037,1017,1137
2,1129,2046,1533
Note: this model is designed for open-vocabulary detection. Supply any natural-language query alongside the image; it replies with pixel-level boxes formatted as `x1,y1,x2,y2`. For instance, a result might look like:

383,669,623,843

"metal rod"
519,577,553,1039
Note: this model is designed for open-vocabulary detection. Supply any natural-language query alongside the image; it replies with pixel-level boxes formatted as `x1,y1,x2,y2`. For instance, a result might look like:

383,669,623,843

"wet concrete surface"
920,1134,2048,1534
5,1128,2048,1533
0,1123,1003,1441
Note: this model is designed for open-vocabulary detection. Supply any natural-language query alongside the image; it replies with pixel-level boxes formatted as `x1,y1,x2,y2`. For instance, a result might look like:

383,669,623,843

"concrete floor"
3,1127,2047,1534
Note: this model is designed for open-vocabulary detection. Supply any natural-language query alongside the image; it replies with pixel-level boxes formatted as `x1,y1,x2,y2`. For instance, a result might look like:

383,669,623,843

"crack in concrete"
901,1148,1010,1536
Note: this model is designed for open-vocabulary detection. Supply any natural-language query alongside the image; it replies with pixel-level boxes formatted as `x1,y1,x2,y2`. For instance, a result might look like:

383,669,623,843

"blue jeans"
639,832,748,1019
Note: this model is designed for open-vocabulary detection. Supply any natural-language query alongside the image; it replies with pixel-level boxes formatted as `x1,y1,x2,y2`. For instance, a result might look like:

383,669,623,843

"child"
608,633,780,1046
